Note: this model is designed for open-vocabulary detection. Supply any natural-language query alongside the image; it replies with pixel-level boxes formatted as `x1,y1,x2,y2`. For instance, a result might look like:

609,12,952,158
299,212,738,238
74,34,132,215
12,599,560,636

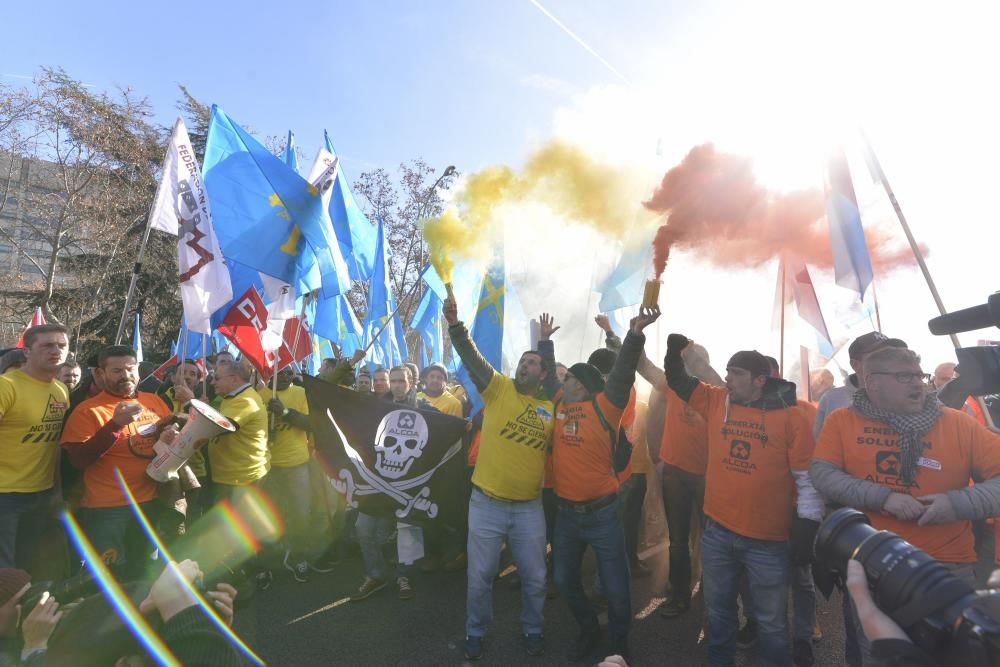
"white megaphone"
146,399,238,482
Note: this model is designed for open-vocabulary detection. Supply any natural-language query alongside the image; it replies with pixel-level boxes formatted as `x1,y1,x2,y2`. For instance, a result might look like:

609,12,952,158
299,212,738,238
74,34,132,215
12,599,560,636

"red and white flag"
15,307,46,348
216,287,275,381
772,254,833,356
276,316,313,371
150,118,233,335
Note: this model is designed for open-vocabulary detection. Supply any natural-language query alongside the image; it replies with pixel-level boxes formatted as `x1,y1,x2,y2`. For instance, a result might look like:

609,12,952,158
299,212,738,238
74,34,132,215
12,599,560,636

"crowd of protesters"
1,305,999,666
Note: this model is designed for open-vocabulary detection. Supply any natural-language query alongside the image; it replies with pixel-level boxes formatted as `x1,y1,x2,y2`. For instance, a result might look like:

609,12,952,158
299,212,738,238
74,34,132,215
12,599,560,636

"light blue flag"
324,130,377,281
313,294,362,343
203,106,339,293
175,317,208,359
132,313,144,363
363,217,407,369
454,264,505,414
826,150,874,298
598,229,653,313
409,287,443,367
283,130,299,173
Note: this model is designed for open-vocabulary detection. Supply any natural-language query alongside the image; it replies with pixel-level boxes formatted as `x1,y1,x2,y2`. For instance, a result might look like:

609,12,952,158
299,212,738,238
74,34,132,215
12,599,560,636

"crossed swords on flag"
326,409,461,519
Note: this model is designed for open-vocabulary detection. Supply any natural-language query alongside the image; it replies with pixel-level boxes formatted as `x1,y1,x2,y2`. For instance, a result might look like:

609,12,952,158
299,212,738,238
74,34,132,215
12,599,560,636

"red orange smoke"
644,144,922,278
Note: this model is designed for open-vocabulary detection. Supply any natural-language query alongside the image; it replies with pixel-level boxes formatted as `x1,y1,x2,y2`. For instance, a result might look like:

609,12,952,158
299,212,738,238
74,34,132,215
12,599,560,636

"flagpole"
176,324,188,416
870,279,884,332
114,195,159,344
201,332,208,399
861,134,996,428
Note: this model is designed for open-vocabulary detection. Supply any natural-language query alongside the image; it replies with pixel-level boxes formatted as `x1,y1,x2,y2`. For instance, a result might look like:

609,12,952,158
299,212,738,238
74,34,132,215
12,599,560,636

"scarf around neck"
852,389,942,485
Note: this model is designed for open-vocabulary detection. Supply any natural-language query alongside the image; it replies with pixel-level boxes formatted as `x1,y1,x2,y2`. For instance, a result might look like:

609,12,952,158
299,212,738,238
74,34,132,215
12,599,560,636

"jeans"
0,490,52,570
466,487,547,638
661,464,705,600
75,502,160,579
265,462,312,562
791,564,815,642
702,519,790,667
355,512,415,581
619,473,647,566
554,498,631,643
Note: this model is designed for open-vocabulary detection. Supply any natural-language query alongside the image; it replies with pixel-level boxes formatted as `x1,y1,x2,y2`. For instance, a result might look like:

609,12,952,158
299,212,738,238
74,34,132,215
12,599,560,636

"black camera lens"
813,507,878,573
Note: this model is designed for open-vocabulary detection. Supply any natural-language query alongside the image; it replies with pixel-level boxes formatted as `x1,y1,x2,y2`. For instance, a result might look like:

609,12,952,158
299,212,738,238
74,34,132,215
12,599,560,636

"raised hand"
539,313,561,340
443,297,459,326
594,314,612,333
666,333,691,356
630,306,661,334
350,349,366,365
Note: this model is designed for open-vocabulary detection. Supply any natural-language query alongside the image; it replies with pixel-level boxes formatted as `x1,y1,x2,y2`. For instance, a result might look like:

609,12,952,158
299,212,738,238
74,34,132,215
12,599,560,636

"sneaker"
397,576,415,600
254,569,273,592
464,635,483,661
630,560,653,579
292,560,309,583
736,619,758,649
793,639,815,667
568,631,600,662
659,595,691,618
442,552,467,572
524,632,545,657
350,576,388,601
812,617,823,643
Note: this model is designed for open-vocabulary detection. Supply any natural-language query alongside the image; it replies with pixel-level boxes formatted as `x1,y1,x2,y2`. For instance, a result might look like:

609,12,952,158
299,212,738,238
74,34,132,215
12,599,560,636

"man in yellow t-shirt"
444,299,559,661
61,345,173,574
417,364,464,417
0,324,70,571
209,359,271,590
262,367,313,583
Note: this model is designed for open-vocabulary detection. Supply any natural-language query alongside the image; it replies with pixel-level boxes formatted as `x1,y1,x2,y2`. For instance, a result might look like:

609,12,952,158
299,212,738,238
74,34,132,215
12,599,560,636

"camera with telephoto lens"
928,291,1000,398
816,508,1000,665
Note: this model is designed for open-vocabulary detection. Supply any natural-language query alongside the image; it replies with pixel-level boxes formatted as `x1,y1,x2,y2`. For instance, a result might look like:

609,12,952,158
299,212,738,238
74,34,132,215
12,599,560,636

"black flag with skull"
304,376,468,525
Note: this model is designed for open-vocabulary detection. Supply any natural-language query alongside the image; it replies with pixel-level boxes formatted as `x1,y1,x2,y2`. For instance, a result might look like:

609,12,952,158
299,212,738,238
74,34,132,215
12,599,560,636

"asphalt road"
232,543,851,667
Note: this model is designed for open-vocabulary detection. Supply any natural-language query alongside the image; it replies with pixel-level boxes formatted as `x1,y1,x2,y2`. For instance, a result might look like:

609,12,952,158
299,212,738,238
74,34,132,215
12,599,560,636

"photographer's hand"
21,591,63,651
207,582,237,627
139,560,202,623
882,492,926,521
0,582,28,637
846,559,908,642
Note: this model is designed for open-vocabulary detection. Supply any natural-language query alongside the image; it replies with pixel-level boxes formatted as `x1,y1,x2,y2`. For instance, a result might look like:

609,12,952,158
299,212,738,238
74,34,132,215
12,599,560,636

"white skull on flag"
374,410,429,479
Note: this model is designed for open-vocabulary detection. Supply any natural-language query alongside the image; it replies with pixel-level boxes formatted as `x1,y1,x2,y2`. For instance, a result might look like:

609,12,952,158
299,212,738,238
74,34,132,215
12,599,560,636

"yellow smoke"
421,140,638,280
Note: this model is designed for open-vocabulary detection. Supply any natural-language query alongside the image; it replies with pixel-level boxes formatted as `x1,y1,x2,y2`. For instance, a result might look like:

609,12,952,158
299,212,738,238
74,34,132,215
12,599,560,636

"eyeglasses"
870,371,932,385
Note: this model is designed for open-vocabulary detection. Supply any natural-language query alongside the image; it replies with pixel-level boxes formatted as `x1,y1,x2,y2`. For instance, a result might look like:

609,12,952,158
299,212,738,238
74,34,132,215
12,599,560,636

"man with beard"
57,361,81,390
61,345,174,575
811,346,1000,664
0,324,71,571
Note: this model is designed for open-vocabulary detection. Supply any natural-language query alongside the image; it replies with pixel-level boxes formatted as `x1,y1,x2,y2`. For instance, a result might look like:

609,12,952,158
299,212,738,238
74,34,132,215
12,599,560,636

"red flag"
276,316,313,371
16,308,46,349
152,354,178,381
217,288,275,381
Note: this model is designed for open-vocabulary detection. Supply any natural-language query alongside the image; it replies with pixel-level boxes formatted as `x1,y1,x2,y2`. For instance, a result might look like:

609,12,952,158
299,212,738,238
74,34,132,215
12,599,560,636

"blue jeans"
466,487,547,638
76,502,160,579
355,512,414,581
792,564,815,642
0,490,52,570
702,519,790,667
265,463,312,562
554,498,631,643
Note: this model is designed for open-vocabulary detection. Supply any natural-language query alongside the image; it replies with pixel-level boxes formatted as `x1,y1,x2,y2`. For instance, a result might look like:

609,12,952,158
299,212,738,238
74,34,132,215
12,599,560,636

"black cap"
726,351,771,378
567,363,606,394
848,332,907,361
586,348,617,375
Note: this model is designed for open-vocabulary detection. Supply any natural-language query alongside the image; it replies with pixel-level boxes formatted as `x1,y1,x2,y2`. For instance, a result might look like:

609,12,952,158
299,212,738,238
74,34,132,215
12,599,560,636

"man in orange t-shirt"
664,334,823,667
61,345,173,574
551,307,658,662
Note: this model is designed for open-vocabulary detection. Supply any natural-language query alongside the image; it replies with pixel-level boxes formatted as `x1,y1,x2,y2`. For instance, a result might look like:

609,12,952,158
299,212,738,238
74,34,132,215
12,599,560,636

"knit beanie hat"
726,350,772,378
567,363,606,394
586,348,617,376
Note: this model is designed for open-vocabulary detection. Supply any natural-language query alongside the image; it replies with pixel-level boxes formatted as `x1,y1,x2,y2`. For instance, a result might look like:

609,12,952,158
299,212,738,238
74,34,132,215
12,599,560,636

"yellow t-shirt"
471,373,555,501
417,390,464,417
262,384,310,468
209,386,269,486
0,370,69,492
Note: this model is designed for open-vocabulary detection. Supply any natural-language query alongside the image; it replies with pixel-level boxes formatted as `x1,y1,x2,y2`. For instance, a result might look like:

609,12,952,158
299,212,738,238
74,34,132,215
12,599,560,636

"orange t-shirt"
797,400,818,433
61,391,172,508
553,392,624,503
814,406,1000,563
659,387,709,475
687,383,814,541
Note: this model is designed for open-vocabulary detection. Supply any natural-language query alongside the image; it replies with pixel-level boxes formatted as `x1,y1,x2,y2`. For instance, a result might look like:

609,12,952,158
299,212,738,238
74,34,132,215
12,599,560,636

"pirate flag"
304,376,467,524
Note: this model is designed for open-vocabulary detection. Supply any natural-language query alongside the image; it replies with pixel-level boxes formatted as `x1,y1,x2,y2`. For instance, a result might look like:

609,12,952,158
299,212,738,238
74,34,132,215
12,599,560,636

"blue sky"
6,1,1000,371
4,1,698,177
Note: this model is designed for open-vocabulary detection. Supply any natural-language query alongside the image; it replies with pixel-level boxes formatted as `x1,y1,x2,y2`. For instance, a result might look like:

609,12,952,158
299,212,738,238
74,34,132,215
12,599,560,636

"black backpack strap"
590,396,618,473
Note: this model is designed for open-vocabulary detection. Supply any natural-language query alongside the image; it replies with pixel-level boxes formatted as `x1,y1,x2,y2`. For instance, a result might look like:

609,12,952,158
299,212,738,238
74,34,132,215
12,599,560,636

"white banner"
150,118,233,334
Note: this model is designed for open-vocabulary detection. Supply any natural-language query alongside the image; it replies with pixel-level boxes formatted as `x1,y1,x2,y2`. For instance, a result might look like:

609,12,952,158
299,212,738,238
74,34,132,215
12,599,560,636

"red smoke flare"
644,144,924,278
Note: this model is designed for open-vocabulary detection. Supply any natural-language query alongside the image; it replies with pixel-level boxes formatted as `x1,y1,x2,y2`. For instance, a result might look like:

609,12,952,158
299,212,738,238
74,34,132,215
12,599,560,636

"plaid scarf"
852,389,942,484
